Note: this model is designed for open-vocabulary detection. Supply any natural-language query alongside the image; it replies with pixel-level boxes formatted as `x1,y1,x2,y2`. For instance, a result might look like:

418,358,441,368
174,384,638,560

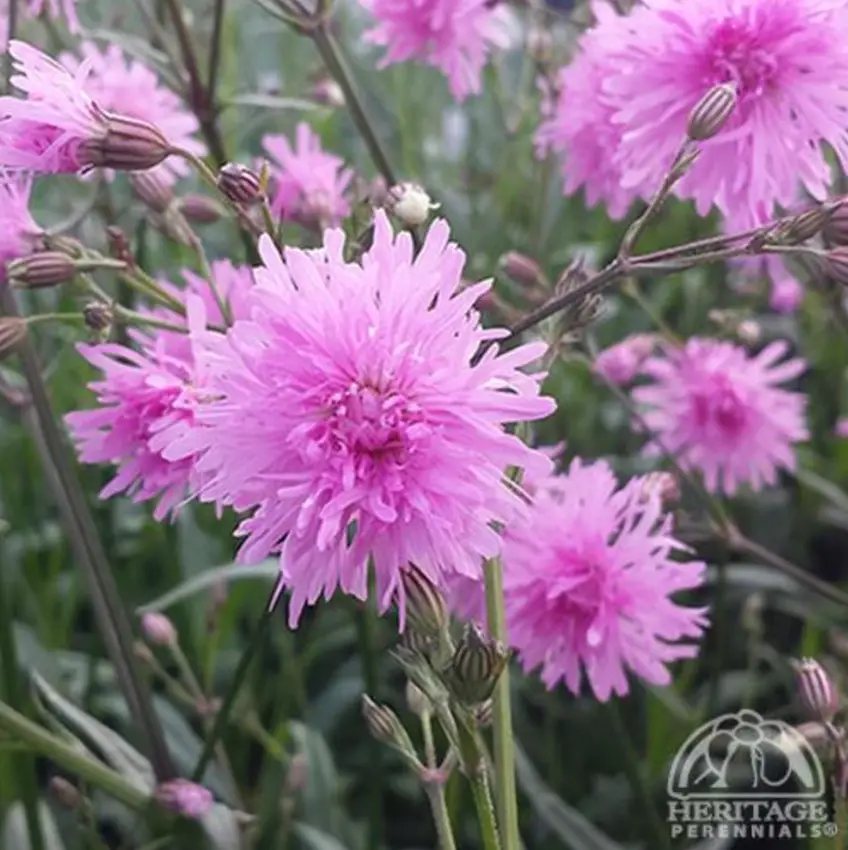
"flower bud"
50,777,84,810
106,226,136,269
794,658,839,722
474,699,493,728
388,182,439,227
400,564,449,640
686,83,737,141
284,753,308,794
217,163,263,206
826,246,848,285
824,198,848,247
361,695,417,760
83,302,113,335
141,612,178,647
133,640,154,664
312,76,345,108
7,252,76,289
154,779,214,819
179,194,225,224
405,680,430,717
638,471,680,507
780,204,834,245
445,623,510,706
129,170,174,215
736,319,761,345
499,251,545,290
80,113,170,172
794,721,836,757
0,317,28,360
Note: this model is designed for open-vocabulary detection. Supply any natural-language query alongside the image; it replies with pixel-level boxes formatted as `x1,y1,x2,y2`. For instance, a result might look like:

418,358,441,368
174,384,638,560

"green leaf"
796,467,848,515
200,803,243,850
137,560,278,614
514,740,626,850
294,823,351,850
31,673,154,793
1,802,66,850
222,93,324,112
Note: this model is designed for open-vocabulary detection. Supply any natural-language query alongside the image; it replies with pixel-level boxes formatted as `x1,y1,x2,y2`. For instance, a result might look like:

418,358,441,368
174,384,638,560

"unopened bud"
405,680,430,717
826,246,848,285
7,252,75,288
779,204,834,245
154,779,214,819
793,658,839,722
83,302,113,334
312,76,345,108
400,565,449,640
217,163,263,206
106,226,136,269
474,699,493,728
179,194,225,224
133,640,154,664
639,471,680,507
361,695,417,760
0,317,27,360
736,319,761,344
388,182,439,227
824,198,848,247
141,612,178,647
687,83,737,141
368,176,389,209
49,777,83,810
152,208,195,247
500,251,545,289
445,623,510,706
80,113,170,172
284,753,308,794
130,170,174,215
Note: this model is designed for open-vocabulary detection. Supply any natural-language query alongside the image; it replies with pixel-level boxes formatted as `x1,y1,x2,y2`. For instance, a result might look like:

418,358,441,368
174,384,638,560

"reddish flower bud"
824,197,848,247
499,251,545,289
7,252,76,288
0,318,27,360
106,226,136,269
79,113,170,172
217,163,263,206
83,302,113,334
49,777,83,810
154,779,213,819
129,170,174,215
312,77,345,108
687,83,737,141
780,204,834,244
794,657,839,722
141,612,178,647
401,564,448,640
179,195,225,224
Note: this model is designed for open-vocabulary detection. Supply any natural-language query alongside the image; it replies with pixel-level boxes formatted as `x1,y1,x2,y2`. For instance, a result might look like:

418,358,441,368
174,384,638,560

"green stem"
421,712,457,850
0,562,45,850
188,233,232,325
483,557,520,850
191,600,274,782
0,290,175,781
0,701,151,811
602,701,670,850
468,768,501,850
208,0,226,96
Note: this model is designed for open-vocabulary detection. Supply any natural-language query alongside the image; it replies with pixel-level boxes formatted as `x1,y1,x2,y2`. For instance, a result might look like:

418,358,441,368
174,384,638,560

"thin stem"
0,700,151,811
468,768,502,850
208,0,226,97
483,558,520,850
602,701,671,850
309,24,397,187
0,289,175,781
25,312,85,326
420,711,457,850
191,600,274,782
189,233,232,325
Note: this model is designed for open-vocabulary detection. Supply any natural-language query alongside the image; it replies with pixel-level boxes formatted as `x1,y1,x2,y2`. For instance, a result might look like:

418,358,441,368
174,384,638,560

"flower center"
704,18,779,101
692,378,748,437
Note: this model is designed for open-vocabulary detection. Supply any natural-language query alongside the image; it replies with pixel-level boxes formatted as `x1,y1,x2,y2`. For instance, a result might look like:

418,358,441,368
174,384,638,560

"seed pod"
445,623,510,706
686,83,737,141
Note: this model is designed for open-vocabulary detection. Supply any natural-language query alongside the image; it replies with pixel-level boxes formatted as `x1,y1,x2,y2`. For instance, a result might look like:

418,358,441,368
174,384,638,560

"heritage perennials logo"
666,709,838,841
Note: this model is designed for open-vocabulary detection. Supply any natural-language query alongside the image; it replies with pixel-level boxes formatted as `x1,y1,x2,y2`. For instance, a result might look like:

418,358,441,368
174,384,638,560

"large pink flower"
67,262,255,520
360,0,509,102
59,42,203,183
263,123,353,228
504,458,708,700
633,338,808,494
162,211,555,626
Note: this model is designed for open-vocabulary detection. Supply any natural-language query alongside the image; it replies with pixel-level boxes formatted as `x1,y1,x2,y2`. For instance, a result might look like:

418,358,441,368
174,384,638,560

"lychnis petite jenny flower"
0,41,170,175
633,338,809,495
59,42,204,184
360,0,509,102
504,458,709,700
0,170,43,267
66,262,255,520
162,210,556,627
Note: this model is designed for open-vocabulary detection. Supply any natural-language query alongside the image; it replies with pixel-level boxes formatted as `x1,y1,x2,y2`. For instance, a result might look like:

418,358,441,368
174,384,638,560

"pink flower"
767,260,805,314
504,458,708,700
360,0,509,102
154,779,213,819
67,262,255,520
586,0,848,225
535,2,642,218
593,334,656,386
263,123,353,228
0,41,169,175
835,417,848,438
633,338,808,494
59,42,203,184
162,211,555,626
1,1,79,48
0,171,42,264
